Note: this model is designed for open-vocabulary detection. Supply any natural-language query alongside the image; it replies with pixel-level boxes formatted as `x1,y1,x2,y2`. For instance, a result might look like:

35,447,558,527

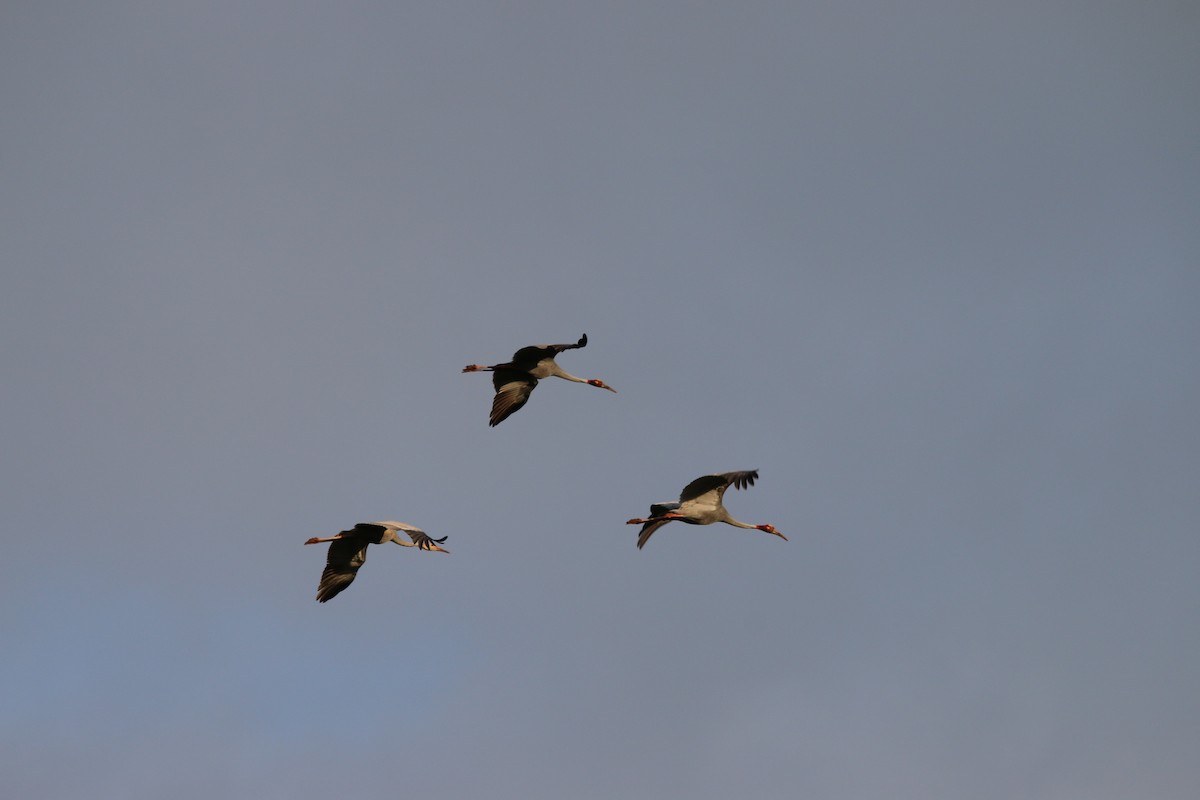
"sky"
2,1,1198,798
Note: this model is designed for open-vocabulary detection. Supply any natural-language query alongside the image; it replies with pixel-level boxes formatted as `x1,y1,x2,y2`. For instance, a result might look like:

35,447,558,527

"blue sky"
2,2,1198,798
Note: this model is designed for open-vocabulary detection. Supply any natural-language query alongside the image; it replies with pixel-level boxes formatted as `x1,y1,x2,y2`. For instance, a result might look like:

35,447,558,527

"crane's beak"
759,525,787,541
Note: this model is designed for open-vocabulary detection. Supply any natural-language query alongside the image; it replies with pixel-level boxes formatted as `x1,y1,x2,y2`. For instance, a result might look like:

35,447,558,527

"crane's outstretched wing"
404,527,449,551
636,519,673,550
349,522,389,542
679,470,758,503
316,537,369,602
509,333,587,367
489,369,538,426
638,520,676,551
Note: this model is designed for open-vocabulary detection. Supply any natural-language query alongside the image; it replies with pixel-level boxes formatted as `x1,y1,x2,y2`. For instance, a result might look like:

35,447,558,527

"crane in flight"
304,521,448,602
462,333,616,426
626,470,787,550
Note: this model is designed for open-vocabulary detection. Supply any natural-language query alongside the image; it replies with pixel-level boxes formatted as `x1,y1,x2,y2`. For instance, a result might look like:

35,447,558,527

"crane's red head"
757,524,787,541
588,379,617,393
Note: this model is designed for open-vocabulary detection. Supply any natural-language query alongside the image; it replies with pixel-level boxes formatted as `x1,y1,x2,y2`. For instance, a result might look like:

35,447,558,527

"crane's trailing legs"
625,513,687,524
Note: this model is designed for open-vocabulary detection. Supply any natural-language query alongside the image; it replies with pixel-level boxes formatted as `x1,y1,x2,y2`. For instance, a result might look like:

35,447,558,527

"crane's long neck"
548,364,588,383
722,515,785,540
